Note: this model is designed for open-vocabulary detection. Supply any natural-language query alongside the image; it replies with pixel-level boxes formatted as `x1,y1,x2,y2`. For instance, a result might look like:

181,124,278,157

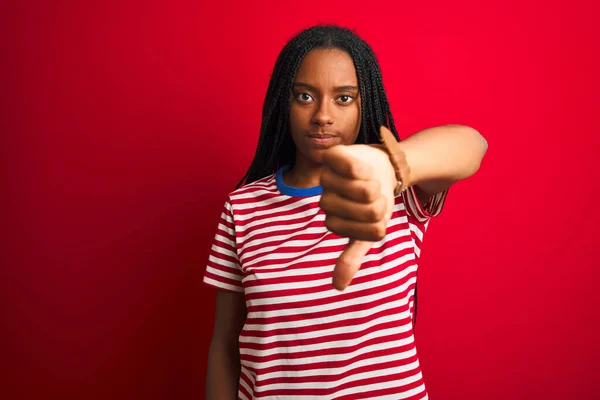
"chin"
298,148,326,165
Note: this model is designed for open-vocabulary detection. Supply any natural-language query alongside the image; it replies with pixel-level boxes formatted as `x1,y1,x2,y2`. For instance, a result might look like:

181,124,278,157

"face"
289,48,361,165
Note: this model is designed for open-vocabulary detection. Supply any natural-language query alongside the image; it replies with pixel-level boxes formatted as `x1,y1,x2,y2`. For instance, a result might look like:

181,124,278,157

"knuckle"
367,199,386,222
368,206,380,222
319,197,326,210
374,198,386,220
364,182,377,203
363,181,380,202
319,194,332,211
324,216,336,232
373,223,387,241
325,217,345,236
348,162,367,179
347,163,358,178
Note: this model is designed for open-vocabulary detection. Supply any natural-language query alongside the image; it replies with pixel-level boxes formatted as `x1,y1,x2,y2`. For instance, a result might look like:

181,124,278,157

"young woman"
204,24,487,399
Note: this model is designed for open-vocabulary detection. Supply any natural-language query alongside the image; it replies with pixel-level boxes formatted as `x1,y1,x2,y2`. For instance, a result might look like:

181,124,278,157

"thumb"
332,239,374,291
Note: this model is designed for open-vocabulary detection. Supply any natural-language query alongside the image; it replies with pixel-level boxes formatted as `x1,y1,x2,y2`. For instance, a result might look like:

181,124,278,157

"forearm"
206,339,241,399
399,124,488,187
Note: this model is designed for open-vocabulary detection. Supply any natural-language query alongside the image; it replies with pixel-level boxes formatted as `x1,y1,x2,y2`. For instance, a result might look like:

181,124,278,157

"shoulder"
226,173,280,208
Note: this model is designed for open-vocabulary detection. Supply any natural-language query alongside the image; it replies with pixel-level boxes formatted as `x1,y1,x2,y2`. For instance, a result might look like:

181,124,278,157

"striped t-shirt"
204,165,447,399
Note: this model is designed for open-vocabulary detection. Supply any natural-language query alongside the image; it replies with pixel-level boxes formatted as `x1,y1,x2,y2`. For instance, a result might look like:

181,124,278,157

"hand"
319,134,398,291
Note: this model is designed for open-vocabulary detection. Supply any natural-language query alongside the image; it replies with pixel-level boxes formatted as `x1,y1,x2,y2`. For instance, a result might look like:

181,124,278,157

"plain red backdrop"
2,0,599,399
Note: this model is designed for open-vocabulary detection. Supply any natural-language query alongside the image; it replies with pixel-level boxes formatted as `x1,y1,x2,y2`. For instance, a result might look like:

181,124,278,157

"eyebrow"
293,82,359,92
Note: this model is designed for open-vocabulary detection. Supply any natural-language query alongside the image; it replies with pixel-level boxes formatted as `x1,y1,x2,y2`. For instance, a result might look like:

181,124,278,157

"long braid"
353,56,369,144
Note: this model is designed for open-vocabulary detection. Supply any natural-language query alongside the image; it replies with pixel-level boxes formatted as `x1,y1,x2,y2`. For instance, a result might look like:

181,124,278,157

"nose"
312,99,334,126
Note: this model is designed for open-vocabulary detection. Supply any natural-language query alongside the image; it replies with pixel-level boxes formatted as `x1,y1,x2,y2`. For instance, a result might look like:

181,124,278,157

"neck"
282,154,324,188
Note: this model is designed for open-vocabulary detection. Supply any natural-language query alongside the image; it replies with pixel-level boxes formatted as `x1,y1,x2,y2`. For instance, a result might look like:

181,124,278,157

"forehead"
294,48,357,85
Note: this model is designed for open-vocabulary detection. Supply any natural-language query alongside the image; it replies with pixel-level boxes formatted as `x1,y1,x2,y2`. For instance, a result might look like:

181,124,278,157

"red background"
2,1,599,399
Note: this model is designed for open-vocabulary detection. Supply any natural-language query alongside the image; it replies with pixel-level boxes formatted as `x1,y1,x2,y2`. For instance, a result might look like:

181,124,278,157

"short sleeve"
401,185,448,223
401,186,448,259
203,198,245,293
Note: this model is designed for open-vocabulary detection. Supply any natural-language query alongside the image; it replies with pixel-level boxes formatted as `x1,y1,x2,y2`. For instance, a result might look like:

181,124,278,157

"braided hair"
236,24,401,189
235,25,420,329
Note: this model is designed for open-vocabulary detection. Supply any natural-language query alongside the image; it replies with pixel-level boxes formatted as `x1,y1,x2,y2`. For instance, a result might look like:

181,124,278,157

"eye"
338,95,354,104
296,93,314,102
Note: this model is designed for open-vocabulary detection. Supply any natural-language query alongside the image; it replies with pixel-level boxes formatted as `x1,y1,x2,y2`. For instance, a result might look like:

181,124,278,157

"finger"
320,167,381,204
320,191,387,223
332,239,373,291
325,215,387,242
379,125,398,145
321,145,373,180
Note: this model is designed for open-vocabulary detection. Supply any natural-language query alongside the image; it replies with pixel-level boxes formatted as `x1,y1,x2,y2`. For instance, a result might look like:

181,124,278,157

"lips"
307,133,337,139
306,133,338,148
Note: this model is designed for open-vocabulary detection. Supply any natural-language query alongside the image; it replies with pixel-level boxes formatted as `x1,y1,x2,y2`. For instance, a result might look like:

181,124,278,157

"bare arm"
206,289,247,400
317,124,488,289
399,124,488,199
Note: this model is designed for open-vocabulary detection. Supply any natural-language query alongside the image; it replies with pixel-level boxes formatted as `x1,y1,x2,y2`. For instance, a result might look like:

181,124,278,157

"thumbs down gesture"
319,126,407,291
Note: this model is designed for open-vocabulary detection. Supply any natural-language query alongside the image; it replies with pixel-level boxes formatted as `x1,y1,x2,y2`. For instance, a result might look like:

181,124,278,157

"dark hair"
236,24,400,188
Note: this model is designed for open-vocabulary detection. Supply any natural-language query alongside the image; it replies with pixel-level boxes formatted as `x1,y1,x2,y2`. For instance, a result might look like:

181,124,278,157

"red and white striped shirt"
204,165,447,399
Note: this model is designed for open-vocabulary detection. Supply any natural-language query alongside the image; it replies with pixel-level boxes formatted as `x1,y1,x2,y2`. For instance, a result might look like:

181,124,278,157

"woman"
204,24,487,399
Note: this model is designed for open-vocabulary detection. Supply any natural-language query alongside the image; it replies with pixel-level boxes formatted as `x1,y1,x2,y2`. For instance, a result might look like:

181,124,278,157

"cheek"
288,106,308,149
289,105,315,145
289,105,305,133
288,108,298,136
